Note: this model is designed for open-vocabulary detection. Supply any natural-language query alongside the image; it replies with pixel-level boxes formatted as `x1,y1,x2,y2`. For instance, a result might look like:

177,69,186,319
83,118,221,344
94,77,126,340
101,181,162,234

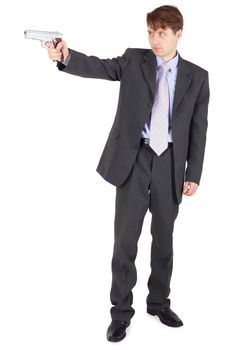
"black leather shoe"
106,320,130,342
147,307,183,327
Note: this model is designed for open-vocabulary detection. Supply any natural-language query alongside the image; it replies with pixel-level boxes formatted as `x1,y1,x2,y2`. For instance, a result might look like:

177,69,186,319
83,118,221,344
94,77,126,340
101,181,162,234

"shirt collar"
156,51,179,73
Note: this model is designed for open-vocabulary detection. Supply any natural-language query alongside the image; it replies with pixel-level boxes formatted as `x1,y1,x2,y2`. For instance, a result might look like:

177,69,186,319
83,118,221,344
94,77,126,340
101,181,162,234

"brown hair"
146,5,183,34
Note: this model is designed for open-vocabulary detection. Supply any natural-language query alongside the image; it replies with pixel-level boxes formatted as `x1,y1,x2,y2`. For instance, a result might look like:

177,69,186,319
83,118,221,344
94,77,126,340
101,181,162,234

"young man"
47,5,210,342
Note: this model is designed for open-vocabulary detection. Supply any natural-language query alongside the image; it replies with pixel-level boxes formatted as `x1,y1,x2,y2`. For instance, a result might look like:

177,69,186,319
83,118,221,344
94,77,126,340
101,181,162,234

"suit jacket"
57,48,210,204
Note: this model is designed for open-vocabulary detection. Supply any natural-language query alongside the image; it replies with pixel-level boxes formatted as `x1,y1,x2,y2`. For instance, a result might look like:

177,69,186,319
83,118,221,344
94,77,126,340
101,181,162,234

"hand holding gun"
24,30,69,62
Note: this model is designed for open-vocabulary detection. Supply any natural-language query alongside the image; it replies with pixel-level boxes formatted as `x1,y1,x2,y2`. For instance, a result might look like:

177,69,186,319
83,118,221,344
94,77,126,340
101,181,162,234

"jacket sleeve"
56,48,130,81
185,71,210,184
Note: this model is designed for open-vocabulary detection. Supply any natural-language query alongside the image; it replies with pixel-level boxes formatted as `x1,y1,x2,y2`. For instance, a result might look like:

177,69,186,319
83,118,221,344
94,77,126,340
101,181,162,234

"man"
47,5,210,342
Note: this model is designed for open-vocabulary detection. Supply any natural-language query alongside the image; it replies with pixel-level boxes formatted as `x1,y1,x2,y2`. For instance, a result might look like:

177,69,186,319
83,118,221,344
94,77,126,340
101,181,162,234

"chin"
152,49,163,55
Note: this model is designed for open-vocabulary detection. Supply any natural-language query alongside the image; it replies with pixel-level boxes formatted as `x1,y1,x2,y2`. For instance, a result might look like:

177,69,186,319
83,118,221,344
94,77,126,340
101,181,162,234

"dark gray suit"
57,48,209,321
58,48,209,204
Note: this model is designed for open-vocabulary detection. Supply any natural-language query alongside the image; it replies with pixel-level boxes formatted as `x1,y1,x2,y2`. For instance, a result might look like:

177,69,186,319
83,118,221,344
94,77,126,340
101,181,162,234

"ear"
177,29,182,40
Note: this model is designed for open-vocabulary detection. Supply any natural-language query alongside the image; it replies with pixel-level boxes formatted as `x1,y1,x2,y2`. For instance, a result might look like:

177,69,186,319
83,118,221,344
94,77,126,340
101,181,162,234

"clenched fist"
46,40,69,62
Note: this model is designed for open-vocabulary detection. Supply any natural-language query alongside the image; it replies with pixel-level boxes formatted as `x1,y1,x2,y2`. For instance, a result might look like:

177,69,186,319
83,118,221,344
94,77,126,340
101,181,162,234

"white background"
1,0,247,349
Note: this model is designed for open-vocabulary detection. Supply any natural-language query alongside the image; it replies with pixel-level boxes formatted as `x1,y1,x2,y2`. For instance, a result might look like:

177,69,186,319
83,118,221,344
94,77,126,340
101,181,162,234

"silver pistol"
24,29,63,47
24,29,63,61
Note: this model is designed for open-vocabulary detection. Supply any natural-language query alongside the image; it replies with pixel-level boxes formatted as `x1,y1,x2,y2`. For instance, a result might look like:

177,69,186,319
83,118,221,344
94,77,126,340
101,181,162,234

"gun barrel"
24,30,63,41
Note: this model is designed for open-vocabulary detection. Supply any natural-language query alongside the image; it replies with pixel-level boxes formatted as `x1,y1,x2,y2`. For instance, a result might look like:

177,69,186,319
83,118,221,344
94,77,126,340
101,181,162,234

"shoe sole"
147,308,183,327
107,321,130,342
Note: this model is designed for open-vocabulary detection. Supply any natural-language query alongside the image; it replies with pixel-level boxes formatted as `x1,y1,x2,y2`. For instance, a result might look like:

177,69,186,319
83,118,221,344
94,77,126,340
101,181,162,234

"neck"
160,49,177,63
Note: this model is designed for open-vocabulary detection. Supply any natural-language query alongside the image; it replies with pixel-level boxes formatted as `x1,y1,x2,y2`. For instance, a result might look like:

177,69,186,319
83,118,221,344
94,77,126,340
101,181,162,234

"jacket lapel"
141,50,192,119
172,54,192,119
141,50,157,101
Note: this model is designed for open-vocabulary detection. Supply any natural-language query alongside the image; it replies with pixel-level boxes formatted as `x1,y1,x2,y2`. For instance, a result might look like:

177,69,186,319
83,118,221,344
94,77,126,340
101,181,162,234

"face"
147,26,182,60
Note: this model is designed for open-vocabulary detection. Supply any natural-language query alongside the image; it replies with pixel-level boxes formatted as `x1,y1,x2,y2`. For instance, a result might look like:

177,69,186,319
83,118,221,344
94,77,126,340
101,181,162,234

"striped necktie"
149,62,170,156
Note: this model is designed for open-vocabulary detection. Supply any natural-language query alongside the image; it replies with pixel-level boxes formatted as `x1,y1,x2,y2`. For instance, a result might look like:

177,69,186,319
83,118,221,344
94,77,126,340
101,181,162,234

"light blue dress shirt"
141,52,179,142
62,50,179,143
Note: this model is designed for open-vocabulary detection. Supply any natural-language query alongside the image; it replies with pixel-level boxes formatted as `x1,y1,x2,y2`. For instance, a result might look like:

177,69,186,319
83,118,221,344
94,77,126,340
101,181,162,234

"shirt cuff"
61,51,71,66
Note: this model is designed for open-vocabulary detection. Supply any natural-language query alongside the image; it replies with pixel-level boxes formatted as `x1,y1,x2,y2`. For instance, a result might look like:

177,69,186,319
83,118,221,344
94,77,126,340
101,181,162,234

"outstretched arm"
46,40,129,81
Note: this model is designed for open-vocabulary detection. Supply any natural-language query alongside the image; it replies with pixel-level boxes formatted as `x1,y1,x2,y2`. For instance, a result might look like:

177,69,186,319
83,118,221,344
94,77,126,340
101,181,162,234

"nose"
152,33,160,45
153,39,160,47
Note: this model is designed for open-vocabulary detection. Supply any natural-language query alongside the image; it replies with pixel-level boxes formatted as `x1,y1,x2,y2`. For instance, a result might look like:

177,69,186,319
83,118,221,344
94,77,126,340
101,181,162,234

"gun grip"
53,38,64,62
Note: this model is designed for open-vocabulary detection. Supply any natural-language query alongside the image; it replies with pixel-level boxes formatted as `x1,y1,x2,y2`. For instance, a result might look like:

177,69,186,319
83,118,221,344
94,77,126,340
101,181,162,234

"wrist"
61,50,71,65
63,49,69,61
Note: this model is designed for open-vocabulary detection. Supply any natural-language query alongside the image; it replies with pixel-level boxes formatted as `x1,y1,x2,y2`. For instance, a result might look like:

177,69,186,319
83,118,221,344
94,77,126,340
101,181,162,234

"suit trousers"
110,139,180,321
